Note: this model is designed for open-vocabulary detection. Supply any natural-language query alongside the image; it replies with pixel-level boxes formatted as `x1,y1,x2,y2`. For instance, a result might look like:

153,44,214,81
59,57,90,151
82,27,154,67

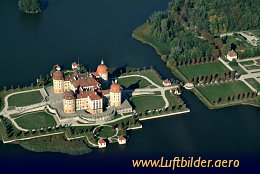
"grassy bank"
132,23,170,56
19,134,92,156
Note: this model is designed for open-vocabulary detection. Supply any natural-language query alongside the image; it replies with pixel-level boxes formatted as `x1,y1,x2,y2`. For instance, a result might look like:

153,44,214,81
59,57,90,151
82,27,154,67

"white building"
226,50,238,61
163,79,171,86
117,136,126,145
98,139,106,148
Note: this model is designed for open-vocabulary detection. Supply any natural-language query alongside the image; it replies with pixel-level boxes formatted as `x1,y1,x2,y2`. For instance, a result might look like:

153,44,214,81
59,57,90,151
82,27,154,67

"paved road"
220,31,259,46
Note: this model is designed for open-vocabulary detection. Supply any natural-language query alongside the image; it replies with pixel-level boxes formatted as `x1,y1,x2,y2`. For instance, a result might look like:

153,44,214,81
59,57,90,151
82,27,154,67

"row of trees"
212,91,258,105
167,55,219,67
189,71,240,86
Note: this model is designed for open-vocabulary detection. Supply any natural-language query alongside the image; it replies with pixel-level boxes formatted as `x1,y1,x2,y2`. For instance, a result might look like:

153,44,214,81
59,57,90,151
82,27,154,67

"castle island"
0,59,189,154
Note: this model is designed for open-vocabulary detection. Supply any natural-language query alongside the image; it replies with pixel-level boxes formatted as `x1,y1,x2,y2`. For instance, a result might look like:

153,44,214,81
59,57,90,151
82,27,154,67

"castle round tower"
53,70,64,94
63,90,75,114
110,80,122,107
96,59,108,81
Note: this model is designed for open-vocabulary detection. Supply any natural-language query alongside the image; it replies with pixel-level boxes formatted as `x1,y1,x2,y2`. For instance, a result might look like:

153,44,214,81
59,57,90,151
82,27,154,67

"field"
197,81,252,103
131,95,165,112
8,90,43,107
14,111,57,129
132,23,170,55
178,61,229,79
118,76,151,89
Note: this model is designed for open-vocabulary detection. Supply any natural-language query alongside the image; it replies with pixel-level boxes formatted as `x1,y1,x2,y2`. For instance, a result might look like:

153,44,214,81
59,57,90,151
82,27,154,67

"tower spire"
76,56,81,71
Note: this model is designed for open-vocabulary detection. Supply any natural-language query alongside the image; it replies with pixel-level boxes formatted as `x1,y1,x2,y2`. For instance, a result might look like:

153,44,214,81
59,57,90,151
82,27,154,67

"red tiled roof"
90,72,100,77
72,62,78,67
64,90,75,100
53,71,64,80
118,136,126,141
163,79,171,84
97,64,108,74
110,83,121,93
227,50,237,57
77,90,102,100
69,73,100,88
98,139,106,144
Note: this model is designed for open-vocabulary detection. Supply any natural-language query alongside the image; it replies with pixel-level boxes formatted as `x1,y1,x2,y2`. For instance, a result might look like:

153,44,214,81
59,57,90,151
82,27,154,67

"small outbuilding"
98,139,106,148
71,62,78,69
226,50,238,61
117,136,126,145
163,79,171,86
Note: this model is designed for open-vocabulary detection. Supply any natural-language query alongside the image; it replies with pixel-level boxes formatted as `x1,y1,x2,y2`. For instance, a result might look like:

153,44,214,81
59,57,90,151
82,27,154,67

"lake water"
0,0,259,173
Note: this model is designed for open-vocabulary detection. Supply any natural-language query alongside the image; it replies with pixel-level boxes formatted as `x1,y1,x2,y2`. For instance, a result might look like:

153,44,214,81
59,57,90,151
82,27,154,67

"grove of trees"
146,0,260,65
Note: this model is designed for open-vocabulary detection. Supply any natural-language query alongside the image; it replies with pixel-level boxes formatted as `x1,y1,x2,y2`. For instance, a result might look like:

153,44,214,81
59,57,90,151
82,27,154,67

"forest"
146,0,260,64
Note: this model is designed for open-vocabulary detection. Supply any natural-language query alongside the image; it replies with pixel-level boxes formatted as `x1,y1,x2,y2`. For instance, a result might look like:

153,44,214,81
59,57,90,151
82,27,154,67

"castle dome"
63,90,75,100
97,64,108,74
96,59,108,74
53,71,64,80
110,83,121,93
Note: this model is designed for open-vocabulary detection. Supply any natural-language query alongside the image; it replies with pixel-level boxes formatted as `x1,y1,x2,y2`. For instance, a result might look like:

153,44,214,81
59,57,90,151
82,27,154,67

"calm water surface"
0,0,259,173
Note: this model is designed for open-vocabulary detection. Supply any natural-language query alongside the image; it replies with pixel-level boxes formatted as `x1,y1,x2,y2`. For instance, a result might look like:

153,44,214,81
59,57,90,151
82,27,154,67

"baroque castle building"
52,60,122,115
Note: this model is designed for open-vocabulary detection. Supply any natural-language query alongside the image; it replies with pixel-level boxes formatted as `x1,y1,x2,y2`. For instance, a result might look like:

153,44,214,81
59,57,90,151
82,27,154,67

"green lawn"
229,62,247,75
245,78,260,90
132,23,170,55
197,81,252,103
239,60,254,66
95,126,116,138
14,111,57,129
131,95,165,112
178,61,229,79
245,65,260,71
123,69,164,87
165,91,178,107
8,90,43,107
118,76,151,89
